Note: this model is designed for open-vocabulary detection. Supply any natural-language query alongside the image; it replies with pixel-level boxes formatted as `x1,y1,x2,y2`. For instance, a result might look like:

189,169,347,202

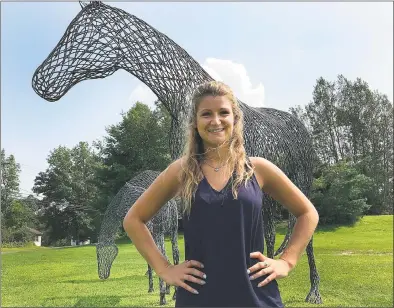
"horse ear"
79,1,101,9
79,1,88,9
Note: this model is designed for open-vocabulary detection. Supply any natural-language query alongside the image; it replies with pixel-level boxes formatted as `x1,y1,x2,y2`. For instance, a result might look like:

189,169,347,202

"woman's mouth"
207,128,225,134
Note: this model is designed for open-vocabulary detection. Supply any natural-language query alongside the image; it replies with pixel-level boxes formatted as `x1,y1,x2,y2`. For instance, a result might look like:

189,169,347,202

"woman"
123,81,319,307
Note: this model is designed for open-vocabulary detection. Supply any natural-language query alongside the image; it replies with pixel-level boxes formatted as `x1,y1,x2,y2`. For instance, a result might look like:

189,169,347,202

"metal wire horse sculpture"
97,170,179,305
32,1,322,304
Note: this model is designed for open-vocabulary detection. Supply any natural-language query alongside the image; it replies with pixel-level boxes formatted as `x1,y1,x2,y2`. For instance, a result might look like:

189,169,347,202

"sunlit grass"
2,215,392,307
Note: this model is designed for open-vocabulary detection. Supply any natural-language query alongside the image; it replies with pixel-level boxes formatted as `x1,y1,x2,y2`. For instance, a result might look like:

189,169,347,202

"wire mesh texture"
97,170,179,304
32,1,322,305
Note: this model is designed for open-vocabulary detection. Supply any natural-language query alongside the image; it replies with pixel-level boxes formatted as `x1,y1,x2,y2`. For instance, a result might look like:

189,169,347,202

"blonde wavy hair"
178,81,254,216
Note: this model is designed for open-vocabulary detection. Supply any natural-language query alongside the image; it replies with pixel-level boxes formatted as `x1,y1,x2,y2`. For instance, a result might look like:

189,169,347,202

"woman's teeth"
208,128,224,132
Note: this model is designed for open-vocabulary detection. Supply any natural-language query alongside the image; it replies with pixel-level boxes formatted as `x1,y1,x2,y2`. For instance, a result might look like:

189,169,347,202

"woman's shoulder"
163,156,191,182
152,157,186,198
163,156,185,178
248,156,276,189
249,156,269,165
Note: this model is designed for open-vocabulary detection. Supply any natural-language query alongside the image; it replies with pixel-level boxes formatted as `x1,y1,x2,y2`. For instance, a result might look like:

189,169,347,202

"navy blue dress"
175,170,284,307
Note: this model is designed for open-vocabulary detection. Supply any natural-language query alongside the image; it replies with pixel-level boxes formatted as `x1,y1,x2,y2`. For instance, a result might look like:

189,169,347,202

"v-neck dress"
175,170,284,307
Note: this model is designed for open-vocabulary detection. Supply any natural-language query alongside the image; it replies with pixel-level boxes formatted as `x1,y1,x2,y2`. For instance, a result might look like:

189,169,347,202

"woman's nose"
210,115,221,125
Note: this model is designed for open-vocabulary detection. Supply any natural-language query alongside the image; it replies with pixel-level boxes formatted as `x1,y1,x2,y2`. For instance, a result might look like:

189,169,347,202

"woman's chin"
205,137,228,148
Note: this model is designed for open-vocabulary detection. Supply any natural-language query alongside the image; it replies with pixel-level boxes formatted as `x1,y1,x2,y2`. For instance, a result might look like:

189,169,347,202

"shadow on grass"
316,220,359,233
115,233,184,246
75,296,121,307
64,274,143,284
284,299,322,307
316,224,343,232
49,244,97,250
275,220,358,234
42,295,167,307
115,238,133,245
42,295,121,307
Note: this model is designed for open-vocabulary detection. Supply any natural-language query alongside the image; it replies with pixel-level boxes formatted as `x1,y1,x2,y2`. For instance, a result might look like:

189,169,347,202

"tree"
306,77,344,164
33,146,74,202
33,142,102,244
0,151,43,244
89,101,172,240
19,194,40,213
290,75,393,215
95,101,172,199
363,92,393,214
1,149,21,214
1,199,38,244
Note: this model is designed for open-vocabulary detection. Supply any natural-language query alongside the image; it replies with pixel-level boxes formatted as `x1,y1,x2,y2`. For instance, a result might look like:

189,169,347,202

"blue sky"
2,1,393,196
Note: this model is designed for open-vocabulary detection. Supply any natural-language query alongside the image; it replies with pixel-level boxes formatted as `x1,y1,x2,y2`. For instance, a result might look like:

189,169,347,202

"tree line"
2,76,392,246
290,75,392,223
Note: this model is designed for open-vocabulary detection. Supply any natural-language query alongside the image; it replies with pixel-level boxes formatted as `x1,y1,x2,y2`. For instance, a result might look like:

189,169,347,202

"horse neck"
117,16,213,102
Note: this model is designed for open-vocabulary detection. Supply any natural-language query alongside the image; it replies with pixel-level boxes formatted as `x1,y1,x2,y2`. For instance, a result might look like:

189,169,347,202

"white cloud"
129,84,158,109
202,58,265,107
128,58,265,109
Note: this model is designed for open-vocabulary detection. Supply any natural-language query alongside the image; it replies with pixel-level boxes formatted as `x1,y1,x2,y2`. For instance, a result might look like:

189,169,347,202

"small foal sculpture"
97,170,179,305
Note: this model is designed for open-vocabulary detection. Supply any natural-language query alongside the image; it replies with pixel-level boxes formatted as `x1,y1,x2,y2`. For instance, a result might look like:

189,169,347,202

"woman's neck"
202,144,231,165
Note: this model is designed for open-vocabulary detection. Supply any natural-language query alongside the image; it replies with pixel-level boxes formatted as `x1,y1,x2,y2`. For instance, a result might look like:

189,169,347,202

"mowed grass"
2,215,393,307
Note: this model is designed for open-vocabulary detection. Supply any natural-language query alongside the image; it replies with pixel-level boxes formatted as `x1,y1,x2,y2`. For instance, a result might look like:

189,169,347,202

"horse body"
32,1,321,304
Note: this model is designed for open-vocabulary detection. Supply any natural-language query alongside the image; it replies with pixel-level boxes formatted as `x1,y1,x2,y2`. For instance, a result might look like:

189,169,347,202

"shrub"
51,238,70,247
311,160,373,225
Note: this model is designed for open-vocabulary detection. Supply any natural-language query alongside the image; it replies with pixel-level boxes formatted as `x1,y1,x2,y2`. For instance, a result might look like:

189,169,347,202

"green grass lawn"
2,215,393,307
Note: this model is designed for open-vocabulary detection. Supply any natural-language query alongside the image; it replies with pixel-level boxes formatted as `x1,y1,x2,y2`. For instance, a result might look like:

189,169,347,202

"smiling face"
195,95,235,148
180,81,250,216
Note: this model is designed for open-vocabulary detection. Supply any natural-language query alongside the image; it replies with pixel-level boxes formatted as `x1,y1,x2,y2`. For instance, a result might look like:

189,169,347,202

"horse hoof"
306,289,323,304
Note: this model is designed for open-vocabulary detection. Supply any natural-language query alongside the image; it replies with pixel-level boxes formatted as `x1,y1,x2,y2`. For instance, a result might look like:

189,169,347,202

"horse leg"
262,197,276,258
162,235,171,295
170,229,180,300
274,213,322,304
274,213,296,256
148,264,154,293
159,275,167,305
305,237,323,304
156,235,167,305
274,171,322,304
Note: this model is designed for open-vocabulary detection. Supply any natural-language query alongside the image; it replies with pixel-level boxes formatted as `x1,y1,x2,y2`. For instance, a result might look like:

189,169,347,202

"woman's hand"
158,260,206,294
248,252,292,287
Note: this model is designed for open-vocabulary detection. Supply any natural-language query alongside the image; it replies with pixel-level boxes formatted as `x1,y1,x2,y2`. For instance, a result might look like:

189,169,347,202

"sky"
1,1,393,197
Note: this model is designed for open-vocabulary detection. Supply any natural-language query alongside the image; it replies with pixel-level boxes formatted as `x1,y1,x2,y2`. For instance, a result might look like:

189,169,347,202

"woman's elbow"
123,208,138,233
308,206,319,227
298,204,319,226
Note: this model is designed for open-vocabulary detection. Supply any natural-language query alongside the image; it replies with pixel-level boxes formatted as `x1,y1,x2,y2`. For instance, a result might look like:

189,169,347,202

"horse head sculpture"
32,1,211,126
